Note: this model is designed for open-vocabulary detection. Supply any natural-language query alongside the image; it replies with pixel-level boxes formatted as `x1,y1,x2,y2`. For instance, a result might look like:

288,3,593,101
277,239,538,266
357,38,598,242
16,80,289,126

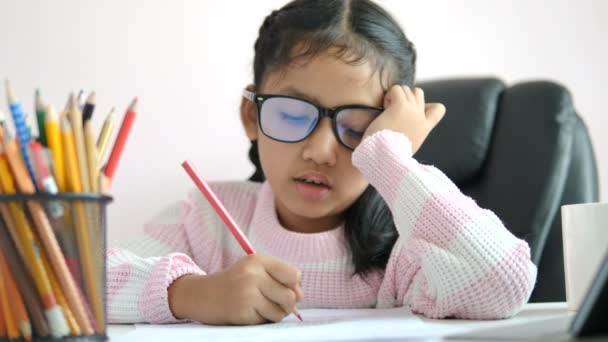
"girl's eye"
343,128,364,138
279,112,312,125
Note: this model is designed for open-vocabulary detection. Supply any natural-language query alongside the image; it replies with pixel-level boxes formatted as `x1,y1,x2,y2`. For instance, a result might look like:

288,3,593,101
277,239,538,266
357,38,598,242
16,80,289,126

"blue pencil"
5,80,39,192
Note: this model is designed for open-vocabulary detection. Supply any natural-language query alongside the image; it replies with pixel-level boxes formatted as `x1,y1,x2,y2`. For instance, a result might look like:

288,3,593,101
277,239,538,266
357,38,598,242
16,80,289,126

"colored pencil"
182,160,303,321
5,80,39,191
35,89,47,146
103,97,137,185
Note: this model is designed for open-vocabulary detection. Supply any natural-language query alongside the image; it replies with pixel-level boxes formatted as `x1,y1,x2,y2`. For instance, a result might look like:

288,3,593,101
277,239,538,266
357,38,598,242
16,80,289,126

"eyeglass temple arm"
242,89,255,101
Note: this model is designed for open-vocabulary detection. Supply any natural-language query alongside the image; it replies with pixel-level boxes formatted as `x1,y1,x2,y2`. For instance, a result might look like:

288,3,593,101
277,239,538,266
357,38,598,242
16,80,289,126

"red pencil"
181,160,303,321
103,97,137,182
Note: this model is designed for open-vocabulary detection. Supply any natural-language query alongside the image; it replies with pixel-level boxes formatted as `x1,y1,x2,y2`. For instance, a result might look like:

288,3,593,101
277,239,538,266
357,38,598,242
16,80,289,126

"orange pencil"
0,302,6,337
0,261,19,339
0,249,32,341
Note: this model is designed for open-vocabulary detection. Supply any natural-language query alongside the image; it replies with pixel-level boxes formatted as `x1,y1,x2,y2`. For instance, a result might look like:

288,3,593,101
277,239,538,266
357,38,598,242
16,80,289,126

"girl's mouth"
293,174,332,200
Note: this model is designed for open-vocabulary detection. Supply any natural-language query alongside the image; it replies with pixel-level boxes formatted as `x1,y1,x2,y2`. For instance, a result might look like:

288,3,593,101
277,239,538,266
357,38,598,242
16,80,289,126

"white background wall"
1,0,606,245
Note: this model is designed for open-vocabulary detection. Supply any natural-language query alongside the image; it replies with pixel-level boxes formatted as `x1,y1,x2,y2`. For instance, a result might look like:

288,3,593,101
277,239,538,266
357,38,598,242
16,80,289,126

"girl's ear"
240,84,258,141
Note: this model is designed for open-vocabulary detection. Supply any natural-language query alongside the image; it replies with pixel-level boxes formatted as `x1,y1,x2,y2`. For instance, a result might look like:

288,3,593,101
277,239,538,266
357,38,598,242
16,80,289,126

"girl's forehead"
262,51,385,108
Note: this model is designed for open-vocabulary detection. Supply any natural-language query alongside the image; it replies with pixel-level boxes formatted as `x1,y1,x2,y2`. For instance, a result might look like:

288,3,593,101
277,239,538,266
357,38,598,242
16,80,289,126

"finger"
425,103,446,126
242,309,267,325
261,256,301,288
294,284,304,302
413,87,425,114
384,84,405,108
260,276,297,314
402,85,416,104
255,292,288,323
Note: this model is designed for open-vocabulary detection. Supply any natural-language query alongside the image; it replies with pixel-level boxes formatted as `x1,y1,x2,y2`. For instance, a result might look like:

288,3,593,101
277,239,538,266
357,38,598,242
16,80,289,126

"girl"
107,0,536,325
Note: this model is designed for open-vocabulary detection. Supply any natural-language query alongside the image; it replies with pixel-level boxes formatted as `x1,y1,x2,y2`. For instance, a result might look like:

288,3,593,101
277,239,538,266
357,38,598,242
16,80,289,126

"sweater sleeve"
353,130,537,319
106,193,205,324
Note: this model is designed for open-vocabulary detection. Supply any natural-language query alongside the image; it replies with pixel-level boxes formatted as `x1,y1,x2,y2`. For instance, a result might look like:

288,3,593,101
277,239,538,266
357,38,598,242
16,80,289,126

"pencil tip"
46,104,58,121
5,79,16,103
127,97,138,112
35,88,45,109
86,91,96,104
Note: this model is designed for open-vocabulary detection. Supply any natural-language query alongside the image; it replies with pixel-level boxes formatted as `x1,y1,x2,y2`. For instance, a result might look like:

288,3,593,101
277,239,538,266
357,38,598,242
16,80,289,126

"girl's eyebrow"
279,85,380,108
280,86,322,104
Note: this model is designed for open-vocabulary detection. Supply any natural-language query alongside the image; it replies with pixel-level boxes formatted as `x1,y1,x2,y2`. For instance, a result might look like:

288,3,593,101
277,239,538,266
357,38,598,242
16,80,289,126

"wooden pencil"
96,107,114,164
67,94,91,193
0,300,6,338
84,121,99,193
0,260,19,339
82,92,96,123
61,115,102,334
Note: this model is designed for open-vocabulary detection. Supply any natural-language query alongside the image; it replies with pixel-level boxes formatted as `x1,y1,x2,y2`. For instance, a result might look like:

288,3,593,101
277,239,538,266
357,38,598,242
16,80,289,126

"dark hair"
248,0,416,276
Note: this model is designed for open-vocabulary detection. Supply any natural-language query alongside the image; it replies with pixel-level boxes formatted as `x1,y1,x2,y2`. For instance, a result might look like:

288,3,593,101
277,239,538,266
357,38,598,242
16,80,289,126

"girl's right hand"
168,254,304,325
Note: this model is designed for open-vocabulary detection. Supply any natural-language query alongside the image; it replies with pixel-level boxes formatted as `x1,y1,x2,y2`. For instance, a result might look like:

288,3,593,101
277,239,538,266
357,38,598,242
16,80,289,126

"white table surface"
107,302,572,341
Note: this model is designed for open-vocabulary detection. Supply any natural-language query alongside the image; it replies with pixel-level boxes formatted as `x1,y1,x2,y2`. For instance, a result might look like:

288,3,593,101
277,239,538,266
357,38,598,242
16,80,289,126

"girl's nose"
301,118,338,166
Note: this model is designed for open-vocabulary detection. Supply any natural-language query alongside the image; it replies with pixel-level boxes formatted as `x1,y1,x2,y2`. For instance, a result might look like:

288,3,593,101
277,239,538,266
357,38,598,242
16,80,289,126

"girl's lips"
294,179,331,200
293,172,332,188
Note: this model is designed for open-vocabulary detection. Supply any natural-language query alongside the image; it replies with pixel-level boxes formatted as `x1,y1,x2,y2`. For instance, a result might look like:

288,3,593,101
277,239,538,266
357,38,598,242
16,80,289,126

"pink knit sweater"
107,130,537,324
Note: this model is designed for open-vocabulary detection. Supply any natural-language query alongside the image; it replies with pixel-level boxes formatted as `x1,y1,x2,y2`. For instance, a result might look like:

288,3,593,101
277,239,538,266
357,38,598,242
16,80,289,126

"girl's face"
241,50,386,233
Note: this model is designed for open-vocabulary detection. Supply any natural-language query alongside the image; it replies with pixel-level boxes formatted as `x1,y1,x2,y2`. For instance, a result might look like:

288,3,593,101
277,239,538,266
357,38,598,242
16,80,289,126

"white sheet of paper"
113,307,451,341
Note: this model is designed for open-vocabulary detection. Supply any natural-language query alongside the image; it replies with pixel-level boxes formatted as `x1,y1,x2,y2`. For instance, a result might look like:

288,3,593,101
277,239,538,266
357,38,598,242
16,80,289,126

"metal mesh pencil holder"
0,193,112,342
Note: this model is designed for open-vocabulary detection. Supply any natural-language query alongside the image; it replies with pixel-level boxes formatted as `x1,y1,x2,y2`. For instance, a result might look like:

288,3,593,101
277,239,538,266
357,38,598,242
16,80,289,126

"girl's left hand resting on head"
363,85,446,154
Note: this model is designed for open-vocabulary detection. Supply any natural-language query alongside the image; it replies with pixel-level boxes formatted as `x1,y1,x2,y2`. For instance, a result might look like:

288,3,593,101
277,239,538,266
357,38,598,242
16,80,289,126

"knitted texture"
107,130,536,323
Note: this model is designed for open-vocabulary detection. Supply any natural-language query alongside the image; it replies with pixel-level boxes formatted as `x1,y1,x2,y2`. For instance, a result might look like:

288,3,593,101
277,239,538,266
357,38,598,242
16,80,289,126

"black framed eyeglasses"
243,89,383,150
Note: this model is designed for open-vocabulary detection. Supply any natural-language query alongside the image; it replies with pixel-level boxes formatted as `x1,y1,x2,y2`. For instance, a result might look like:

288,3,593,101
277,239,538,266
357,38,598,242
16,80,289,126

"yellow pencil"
84,121,99,193
68,94,91,192
96,107,115,164
62,115,103,333
0,155,69,338
44,104,66,192
84,119,104,309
